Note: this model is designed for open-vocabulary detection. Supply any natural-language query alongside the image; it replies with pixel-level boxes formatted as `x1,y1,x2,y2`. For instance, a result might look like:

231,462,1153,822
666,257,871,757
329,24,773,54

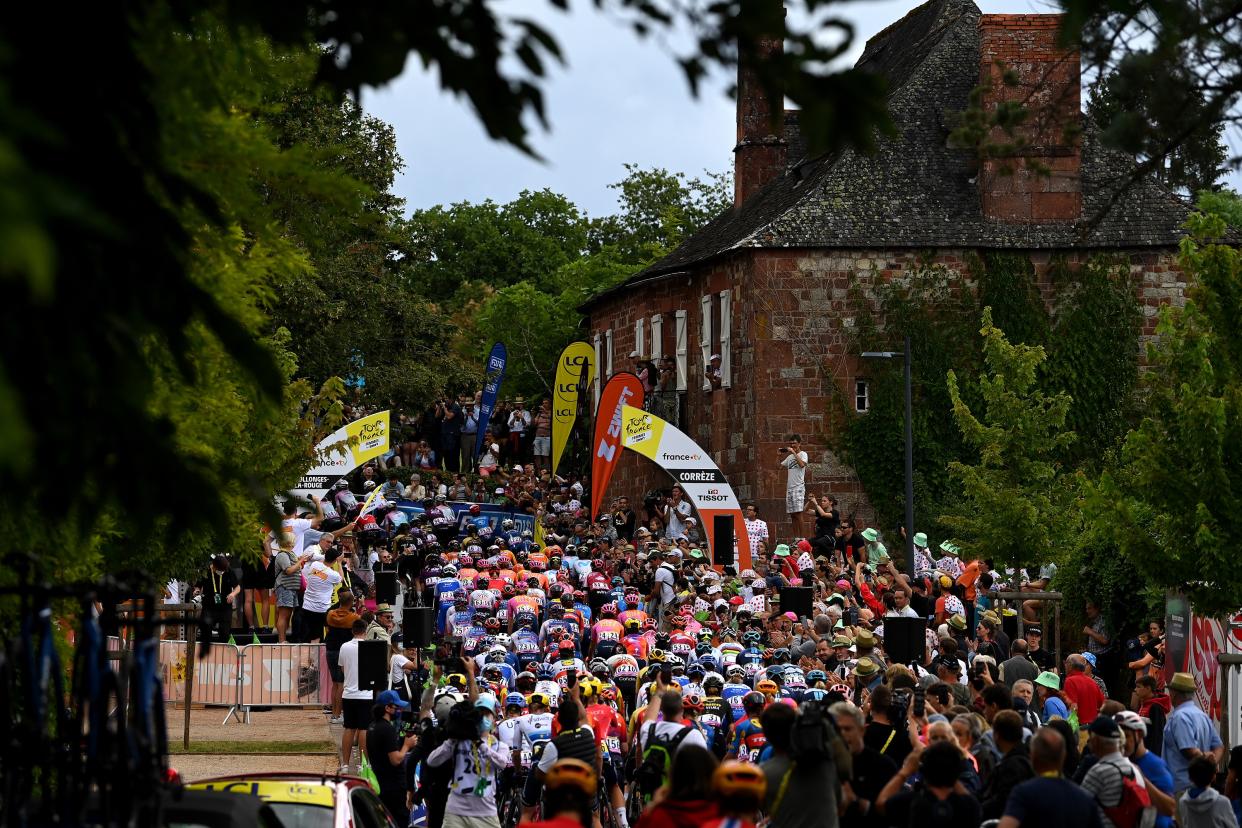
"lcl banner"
591,372,644,520
551,342,596,476
291,410,391,500
619,404,752,571
474,342,507,459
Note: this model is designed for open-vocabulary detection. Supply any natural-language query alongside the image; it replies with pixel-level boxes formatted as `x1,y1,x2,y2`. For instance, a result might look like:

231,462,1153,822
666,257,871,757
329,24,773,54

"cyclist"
705,762,767,828
606,650,641,714
584,681,630,828
722,665,751,724
589,603,624,660
727,692,767,763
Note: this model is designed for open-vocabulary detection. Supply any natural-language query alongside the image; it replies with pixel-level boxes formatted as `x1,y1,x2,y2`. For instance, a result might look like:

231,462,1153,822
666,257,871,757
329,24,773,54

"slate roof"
583,0,1192,309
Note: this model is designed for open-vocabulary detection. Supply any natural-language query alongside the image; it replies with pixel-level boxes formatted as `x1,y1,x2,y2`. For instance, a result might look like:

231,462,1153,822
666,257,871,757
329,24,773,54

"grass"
169,740,336,755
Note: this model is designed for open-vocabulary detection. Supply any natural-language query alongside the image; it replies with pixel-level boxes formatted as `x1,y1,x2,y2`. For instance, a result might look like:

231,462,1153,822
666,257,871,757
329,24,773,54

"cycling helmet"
334,478,350,489
713,762,767,800
697,629,714,641
683,693,705,712
547,604,564,618
600,603,618,618
557,639,575,654
453,593,468,608
502,583,517,597
669,614,686,628
654,633,671,649
502,519,515,530
483,617,501,631
544,758,597,797
611,577,624,587
702,675,724,693
589,658,609,676
685,662,705,677
469,504,481,516
772,648,791,664
528,558,547,572
695,642,713,655
641,619,657,632
624,618,641,631
425,554,444,567
486,649,508,664
536,663,556,680
665,654,684,670
827,682,854,702
522,530,533,539
483,664,505,680
726,664,746,680
495,633,512,647
516,671,536,689
648,649,667,664
742,691,766,713
529,691,552,709
756,679,779,699
806,669,827,685
742,631,762,646
505,692,526,709
699,655,720,674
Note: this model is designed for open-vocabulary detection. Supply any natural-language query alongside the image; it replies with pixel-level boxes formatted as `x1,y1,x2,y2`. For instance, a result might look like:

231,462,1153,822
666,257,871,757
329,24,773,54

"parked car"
186,772,398,828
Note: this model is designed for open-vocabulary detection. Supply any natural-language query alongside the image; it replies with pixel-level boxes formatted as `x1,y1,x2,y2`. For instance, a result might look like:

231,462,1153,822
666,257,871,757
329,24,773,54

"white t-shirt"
389,653,412,687
337,638,372,700
886,605,921,619
637,720,707,753
277,517,314,553
665,500,692,539
301,561,342,612
654,564,677,605
782,452,808,490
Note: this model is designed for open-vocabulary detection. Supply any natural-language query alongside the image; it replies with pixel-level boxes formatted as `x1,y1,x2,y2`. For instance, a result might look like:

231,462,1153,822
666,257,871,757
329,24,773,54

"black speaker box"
779,586,814,619
358,639,389,692
712,514,735,567
883,617,927,666
405,605,436,649
374,570,398,606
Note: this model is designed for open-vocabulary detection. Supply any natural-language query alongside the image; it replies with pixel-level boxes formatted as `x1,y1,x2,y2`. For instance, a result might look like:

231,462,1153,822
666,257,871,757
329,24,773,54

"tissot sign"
620,404,752,570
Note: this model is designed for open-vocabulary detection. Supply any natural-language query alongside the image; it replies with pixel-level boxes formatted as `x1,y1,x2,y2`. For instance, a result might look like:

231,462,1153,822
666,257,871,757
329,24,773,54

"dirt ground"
173,752,340,781
165,705,332,744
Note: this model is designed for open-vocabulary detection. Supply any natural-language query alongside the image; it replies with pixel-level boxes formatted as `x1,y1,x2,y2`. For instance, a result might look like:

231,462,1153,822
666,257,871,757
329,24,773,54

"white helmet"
495,633,512,647
433,690,464,723
502,519,514,530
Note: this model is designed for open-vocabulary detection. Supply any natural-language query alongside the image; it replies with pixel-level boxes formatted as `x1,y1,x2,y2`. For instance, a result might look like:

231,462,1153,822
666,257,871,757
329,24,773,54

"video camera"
789,699,852,778
445,699,483,741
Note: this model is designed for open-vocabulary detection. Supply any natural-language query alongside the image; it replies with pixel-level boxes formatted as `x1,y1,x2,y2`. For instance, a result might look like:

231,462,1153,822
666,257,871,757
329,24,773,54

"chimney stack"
977,15,1081,223
734,22,786,207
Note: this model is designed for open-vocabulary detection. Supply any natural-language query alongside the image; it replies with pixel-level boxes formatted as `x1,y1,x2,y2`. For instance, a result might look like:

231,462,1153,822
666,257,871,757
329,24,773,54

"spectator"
743,503,769,557
779,434,809,538
1064,654,1106,724
661,485,693,541
954,712,998,782
980,710,1034,820
876,739,983,828
759,702,842,828
300,547,344,643
459,399,478,472
240,541,275,632
532,399,552,472
1000,640,1040,689
197,554,241,642
1024,626,1056,673
998,726,1100,828
706,353,723,390
272,538,311,643
1080,714,1147,828
634,744,718,828
427,691,510,828
325,593,362,724
507,399,530,461
1178,756,1237,828
336,618,372,773
1133,675,1171,756
366,689,418,823
1115,711,1176,828
1034,671,1070,722
1081,600,1114,690
523,759,598,828
831,701,897,828
1163,671,1225,794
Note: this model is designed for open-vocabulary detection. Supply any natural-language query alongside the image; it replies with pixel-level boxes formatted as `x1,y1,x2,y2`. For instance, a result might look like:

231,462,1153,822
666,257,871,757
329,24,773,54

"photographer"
426,692,510,828
779,434,809,537
760,702,843,828
367,689,418,823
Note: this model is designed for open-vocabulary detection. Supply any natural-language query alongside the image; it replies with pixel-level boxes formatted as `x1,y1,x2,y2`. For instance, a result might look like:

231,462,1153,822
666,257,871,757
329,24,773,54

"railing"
647,390,683,428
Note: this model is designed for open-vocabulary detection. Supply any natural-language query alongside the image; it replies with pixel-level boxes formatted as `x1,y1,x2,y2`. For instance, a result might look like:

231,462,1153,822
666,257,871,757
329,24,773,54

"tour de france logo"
624,413,653,443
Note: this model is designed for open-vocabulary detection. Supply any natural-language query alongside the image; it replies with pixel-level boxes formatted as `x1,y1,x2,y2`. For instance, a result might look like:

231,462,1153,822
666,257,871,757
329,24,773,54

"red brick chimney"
978,15,1081,223
734,30,786,208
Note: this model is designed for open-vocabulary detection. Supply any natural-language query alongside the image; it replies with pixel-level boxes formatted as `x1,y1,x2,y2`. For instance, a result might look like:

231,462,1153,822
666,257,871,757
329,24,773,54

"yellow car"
187,773,400,828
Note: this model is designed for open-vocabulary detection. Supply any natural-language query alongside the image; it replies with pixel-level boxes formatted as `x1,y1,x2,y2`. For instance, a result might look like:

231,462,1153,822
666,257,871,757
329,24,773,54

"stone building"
580,0,1190,536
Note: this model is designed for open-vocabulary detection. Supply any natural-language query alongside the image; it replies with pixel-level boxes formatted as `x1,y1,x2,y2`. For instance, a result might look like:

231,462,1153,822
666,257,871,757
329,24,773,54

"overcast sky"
363,0,1081,218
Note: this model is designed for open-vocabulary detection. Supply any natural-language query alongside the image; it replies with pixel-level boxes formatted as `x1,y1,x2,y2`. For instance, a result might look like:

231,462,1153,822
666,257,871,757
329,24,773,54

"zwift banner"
474,342,507,458
619,404,751,571
292,410,390,500
551,341,595,476
591,372,644,520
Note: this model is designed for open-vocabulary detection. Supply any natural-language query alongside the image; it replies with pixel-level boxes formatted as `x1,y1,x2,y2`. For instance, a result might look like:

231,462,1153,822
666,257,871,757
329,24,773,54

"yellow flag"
551,341,595,476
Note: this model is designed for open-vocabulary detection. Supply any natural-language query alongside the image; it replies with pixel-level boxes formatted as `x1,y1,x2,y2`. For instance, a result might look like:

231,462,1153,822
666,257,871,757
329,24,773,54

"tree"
1087,66,1227,196
941,308,1076,572
590,164,732,262
1084,207,1242,616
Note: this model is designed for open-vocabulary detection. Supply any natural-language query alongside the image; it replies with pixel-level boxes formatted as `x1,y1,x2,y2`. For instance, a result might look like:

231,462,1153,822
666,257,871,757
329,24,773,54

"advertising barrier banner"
591,372,644,521
292,410,391,499
619,404,751,571
551,342,595,476
475,343,507,459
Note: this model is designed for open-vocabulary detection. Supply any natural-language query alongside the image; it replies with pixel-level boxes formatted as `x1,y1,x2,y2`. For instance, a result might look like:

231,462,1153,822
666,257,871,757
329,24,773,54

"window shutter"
605,329,613,378
635,318,645,360
719,290,732,389
674,311,688,391
699,295,712,391
651,314,663,360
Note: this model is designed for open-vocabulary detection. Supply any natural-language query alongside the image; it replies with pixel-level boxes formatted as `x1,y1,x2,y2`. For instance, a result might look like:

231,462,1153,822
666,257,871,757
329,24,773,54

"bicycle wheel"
597,786,618,828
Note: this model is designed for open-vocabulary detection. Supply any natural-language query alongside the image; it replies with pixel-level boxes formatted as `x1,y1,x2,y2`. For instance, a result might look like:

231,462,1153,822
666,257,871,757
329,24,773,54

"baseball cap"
377,689,410,710
1086,715,1120,738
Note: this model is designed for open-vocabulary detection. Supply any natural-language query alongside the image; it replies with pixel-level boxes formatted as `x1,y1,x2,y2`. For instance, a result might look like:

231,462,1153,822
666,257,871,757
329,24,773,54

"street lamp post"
861,335,914,569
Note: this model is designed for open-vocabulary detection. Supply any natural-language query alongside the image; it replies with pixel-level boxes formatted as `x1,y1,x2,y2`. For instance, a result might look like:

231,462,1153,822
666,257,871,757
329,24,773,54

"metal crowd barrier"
110,636,337,725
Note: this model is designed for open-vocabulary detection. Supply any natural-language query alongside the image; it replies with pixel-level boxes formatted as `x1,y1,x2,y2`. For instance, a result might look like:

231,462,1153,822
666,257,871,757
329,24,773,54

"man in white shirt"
780,434,809,537
638,676,707,754
649,550,679,629
508,400,531,461
301,548,343,642
662,485,693,540
273,495,323,555
336,619,372,773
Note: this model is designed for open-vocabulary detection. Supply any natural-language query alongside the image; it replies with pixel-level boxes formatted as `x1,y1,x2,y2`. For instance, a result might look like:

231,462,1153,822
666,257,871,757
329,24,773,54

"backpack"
635,723,692,799
1102,763,1155,828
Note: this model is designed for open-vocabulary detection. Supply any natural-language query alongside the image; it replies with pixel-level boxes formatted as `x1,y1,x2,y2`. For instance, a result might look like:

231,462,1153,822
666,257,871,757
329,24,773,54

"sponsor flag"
474,343,507,459
619,404,752,571
591,372,644,520
291,410,390,500
551,341,595,476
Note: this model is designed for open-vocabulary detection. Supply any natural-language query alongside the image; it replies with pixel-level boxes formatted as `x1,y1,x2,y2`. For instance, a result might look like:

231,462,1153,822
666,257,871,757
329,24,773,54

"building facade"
581,0,1190,536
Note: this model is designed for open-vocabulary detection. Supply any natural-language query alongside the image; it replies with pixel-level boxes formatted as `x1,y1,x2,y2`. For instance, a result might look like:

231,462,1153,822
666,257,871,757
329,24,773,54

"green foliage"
590,164,732,262
941,308,1076,572
1196,189,1242,228
976,252,1049,347
1085,209,1242,616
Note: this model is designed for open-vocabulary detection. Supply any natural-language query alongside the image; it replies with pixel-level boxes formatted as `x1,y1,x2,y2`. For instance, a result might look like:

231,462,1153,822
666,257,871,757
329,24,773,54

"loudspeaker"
780,586,813,619
712,514,735,568
883,617,927,666
358,639,389,692
405,605,436,649
374,570,398,606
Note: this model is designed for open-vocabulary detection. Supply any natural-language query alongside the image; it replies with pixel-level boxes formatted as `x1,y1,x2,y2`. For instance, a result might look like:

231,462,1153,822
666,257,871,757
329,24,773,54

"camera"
889,688,911,725
445,700,482,741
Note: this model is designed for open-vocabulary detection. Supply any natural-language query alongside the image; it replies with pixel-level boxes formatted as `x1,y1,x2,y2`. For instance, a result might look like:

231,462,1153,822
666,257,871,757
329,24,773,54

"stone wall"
587,245,1185,541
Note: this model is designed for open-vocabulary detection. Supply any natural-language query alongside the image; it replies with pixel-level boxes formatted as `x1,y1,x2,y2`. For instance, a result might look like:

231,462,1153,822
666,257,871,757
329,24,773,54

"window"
855,379,870,413
700,295,712,391
634,318,645,360
605,329,613,377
